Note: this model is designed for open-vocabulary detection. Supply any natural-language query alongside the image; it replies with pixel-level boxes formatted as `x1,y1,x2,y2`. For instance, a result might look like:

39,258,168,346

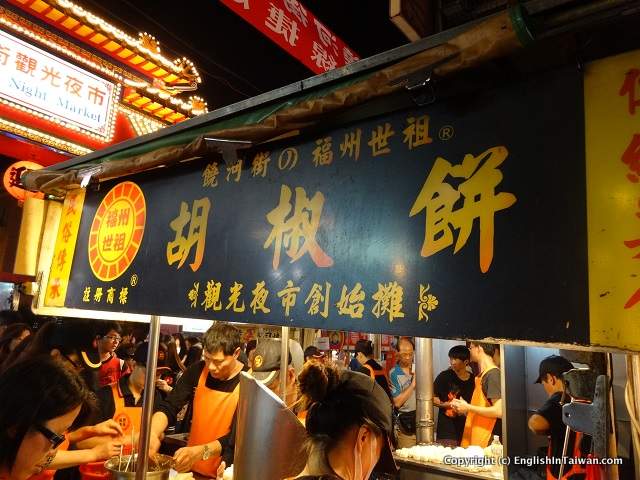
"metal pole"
135,315,161,479
280,326,290,401
415,337,434,444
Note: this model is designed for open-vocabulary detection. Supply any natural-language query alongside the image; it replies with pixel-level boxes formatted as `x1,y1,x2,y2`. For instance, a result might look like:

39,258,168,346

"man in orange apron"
96,342,164,439
451,342,502,448
529,355,590,480
149,324,247,477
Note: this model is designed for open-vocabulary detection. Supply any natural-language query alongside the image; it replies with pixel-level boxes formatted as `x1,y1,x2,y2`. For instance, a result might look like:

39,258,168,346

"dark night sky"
80,0,409,109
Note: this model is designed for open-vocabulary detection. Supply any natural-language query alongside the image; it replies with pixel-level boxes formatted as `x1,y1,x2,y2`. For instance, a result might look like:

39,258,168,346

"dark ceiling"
79,0,410,110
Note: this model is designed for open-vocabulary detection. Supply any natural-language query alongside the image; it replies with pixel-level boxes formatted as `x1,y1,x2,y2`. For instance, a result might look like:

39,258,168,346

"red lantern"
3,161,44,202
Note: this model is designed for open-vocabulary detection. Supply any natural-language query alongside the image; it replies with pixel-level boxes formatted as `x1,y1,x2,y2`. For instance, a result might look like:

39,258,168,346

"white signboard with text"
0,28,117,138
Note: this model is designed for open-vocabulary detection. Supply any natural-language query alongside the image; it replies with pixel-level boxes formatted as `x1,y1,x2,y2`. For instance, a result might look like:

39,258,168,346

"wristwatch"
202,444,212,461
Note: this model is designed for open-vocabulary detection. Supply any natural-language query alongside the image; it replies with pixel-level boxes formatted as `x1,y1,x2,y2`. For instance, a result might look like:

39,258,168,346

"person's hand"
411,376,416,389
451,398,470,414
216,461,226,480
173,445,203,472
91,439,123,461
156,379,173,393
92,419,124,437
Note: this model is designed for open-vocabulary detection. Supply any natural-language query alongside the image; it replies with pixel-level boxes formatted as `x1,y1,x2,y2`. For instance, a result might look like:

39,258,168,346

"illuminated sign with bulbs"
0,28,119,139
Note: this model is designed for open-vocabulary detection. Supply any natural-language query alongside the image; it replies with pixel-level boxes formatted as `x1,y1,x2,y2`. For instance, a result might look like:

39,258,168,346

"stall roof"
22,0,640,194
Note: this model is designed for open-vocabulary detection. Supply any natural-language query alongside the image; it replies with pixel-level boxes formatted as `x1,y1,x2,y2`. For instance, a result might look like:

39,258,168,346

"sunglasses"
35,424,66,449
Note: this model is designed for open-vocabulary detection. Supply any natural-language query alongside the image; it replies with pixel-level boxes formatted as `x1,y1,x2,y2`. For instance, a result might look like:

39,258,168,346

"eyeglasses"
104,335,122,343
35,424,66,449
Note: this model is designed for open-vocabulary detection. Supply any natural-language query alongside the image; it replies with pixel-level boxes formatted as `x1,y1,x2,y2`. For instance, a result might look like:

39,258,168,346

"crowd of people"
0,310,591,480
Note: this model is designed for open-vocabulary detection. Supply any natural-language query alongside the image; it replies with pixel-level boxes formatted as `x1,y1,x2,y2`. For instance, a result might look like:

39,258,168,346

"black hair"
469,341,499,357
166,340,186,373
448,345,470,362
94,321,122,338
202,324,242,356
172,333,186,351
298,362,382,466
246,339,257,355
0,323,31,366
0,356,96,471
354,339,374,357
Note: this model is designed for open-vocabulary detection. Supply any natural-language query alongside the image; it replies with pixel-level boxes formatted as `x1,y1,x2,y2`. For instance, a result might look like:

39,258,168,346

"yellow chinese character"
119,287,128,304
409,146,516,273
106,287,116,304
82,287,91,303
278,147,298,170
368,123,394,157
418,284,439,321
167,198,211,272
226,159,243,182
403,115,432,150
226,282,246,312
202,280,223,311
250,281,271,314
372,281,404,322
94,287,103,303
264,185,334,270
312,137,333,167
202,162,219,187
252,152,270,177
336,282,365,318
305,282,331,318
339,129,362,161
188,282,200,308
277,280,300,317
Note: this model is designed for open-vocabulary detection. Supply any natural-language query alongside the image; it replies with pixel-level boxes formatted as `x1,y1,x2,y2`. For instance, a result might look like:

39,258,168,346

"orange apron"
28,437,70,480
111,382,142,438
188,366,240,477
99,354,122,387
461,366,499,448
547,431,587,480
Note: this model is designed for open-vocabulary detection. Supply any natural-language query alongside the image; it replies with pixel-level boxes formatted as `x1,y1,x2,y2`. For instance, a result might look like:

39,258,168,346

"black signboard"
59,66,588,344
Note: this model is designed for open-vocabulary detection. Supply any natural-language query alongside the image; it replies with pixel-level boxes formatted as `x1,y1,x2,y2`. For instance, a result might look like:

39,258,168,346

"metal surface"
395,456,501,480
562,374,608,458
135,314,161,479
280,326,290,400
630,355,640,479
105,454,172,479
563,368,598,402
415,337,434,444
234,372,307,480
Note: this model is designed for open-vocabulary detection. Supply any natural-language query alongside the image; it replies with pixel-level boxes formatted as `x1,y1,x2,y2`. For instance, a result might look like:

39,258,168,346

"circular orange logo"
114,412,131,432
88,182,146,281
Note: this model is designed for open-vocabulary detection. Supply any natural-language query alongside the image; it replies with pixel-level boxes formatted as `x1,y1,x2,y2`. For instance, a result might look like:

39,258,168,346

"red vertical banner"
220,0,360,74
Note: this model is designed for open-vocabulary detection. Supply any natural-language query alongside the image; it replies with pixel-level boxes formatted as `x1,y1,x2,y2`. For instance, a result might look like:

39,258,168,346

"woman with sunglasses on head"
0,356,95,480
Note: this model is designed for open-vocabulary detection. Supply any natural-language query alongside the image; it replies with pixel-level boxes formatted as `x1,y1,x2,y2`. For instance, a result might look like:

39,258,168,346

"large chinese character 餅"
410,146,516,273
166,198,211,272
264,185,333,270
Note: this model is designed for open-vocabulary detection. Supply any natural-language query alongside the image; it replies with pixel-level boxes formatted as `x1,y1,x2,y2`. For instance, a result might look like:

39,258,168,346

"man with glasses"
95,321,124,388
390,337,417,448
149,323,248,477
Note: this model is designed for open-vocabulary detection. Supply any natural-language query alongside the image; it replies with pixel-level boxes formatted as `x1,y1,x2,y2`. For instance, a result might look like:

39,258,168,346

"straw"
131,428,135,473
118,444,123,472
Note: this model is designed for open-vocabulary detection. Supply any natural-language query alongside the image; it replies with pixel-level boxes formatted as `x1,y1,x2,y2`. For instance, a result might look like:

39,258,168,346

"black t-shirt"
481,367,502,440
357,359,392,400
537,392,590,479
434,368,475,442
